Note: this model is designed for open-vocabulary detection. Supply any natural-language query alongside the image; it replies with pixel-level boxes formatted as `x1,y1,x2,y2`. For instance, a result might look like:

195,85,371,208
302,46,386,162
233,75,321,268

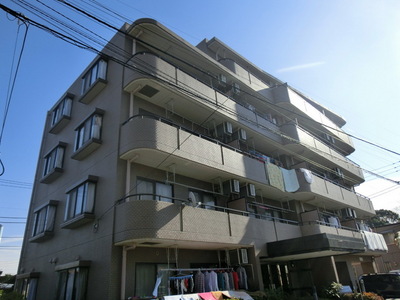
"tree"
368,209,400,227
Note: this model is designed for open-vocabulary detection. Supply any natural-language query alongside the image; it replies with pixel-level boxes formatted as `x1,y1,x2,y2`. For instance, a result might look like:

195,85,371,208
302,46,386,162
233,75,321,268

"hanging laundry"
223,272,230,290
236,266,248,290
281,168,300,192
300,168,313,183
217,272,225,291
232,271,239,290
266,163,285,191
152,272,163,297
209,271,219,291
228,272,235,290
194,270,205,293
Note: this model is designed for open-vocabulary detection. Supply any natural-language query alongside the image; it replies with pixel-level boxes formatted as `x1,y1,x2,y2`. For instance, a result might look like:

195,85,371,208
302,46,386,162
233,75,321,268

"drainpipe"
121,245,136,300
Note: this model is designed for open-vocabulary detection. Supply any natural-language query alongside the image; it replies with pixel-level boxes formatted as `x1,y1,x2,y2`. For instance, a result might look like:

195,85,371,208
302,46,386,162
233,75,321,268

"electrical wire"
0,17,29,176
0,2,393,190
1,0,398,225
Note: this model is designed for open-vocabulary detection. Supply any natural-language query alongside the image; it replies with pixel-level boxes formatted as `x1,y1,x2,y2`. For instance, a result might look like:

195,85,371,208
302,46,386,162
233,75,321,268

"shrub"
322,282,343,299
353,292,383,300
264,287,287,300
0,291,24,300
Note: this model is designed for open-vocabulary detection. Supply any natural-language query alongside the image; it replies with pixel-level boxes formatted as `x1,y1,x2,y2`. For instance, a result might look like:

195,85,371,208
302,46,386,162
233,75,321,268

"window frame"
49,93,74,134
51,94,73,127
135,263,174,297
15,272,40,300
136,177,173,203
81,58,107,95
71,109,104,160
30,200,58,242
41,142,67,182
55,261,90,300
62,176,98,229
188,189,216,210
74,112,103,152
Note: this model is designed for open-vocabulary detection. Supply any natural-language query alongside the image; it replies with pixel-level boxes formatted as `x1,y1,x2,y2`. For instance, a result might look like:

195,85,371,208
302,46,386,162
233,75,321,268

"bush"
0,291,24,300
263,287,287,300
353,292,384,300
322,282,343,299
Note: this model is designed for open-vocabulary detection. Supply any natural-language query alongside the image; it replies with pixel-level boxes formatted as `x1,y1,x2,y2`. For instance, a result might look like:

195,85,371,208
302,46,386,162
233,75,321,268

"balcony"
296,170,375,217
271,84,355,155
113,197,301,248
123,52,283,144
119,115,269,184
281,122,364,183
300,220,362,239
120,115,374,216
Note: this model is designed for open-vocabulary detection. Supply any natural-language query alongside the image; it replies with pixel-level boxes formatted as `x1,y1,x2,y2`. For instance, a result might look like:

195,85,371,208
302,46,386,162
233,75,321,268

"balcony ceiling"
114,237,250,251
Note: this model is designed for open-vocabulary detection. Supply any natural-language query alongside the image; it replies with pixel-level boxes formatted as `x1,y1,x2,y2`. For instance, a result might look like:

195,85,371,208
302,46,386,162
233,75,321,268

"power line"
1,2,399,204
0,2,389,189
0,15,29,176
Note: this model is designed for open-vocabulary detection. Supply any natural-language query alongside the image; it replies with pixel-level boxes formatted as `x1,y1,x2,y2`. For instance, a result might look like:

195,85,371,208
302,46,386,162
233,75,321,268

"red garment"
232,271,239,290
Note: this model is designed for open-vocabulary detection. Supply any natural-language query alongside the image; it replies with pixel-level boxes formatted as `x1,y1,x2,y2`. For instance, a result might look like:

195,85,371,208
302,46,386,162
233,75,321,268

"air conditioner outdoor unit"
218,74,227,84
333,167,344,179
217,74,228,90
341,208,357,219
238,128,247,141
240,248,248,264
322,133,336,144
233,128,247,141
248,184,256,197
232,82,240,95
240,183,256,198
224,179,240,194
223,122,233,135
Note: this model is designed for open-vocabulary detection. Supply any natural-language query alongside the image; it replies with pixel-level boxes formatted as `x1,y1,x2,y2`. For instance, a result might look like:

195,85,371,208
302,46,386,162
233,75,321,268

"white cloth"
181,294,201,300
281,168,300,192
164,296,183,300
152,273,163,297
300,168,313,183
362,231,388,251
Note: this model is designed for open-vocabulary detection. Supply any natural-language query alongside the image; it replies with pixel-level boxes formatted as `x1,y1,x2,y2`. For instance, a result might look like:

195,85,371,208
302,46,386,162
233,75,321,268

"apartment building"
16,18,387,300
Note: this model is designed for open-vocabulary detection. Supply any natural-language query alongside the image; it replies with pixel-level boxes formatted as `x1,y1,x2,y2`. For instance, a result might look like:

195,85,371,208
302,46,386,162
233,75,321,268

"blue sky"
1,0,400,274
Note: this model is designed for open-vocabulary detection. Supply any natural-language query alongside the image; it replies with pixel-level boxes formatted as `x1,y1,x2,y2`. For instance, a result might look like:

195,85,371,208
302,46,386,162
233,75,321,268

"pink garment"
198,292,217,300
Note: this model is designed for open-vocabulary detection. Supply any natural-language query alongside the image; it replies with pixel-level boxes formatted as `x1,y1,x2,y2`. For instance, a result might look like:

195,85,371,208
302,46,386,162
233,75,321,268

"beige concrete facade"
16,19,387,300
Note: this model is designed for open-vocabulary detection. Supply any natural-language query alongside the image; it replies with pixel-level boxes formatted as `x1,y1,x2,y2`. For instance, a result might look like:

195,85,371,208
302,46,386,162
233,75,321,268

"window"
15,273,39,300
65,180,96,222
51,95,73,128
75,113,102,151
82,59,107,95
189,190,215,209
31,201,58,240
42,143,66,181
136,178,173,202
135,263,173,297
56,264,89,300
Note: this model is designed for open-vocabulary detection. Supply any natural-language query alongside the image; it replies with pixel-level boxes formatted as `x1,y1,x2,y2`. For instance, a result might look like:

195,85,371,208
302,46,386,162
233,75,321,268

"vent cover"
140,242,160,245
138,85,159,98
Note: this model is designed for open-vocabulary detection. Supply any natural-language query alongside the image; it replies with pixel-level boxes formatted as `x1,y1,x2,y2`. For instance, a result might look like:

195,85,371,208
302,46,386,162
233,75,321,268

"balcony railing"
117,193,299,226
113,195,302,246
300,220,362,239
